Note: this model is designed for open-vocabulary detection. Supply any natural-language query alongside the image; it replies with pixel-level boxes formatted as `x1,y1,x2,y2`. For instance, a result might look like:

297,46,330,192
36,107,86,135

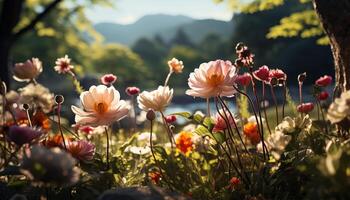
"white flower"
71,85,129,127
248,115,265,125
186,60,237,98
13,58,42,82
327,90,350,124
19,83,54,113
275,117,296,133
137,86,173,112
124,146,151,155
137,132,157,143
257,131,291,160
54,55,74,74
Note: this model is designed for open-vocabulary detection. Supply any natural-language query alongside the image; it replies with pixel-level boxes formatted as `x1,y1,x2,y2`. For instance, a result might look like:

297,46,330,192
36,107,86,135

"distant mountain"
93,14,233,46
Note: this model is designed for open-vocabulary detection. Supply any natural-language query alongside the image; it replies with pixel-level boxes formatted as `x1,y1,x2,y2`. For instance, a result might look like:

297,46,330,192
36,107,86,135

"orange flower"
42,135,72,148
175,131,193,154
149,171,161,184
243,122,261,145
32,111,51,132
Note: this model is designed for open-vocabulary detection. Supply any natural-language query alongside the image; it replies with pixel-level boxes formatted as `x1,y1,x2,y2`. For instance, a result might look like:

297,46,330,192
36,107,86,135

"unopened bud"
298,72,307,83
146,109,156,121
235,42,245,52
22,103,30,110
55,95,64,104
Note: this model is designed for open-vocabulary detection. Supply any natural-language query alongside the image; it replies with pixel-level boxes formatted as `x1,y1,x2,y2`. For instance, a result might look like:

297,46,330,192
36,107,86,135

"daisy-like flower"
175,131,193,154
327,90,350,124
168,57,184,74
137,86,173,112
19,83,54,113
20,145,79,186
66,140,95,161
243,122,261,145
71,85,129,127
186,60,237,98
7,125,42,146
100,74,117,85
54,55,74,74
13,58,42,82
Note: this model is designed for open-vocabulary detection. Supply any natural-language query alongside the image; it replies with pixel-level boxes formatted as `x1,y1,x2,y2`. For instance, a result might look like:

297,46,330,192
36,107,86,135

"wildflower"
235,43,254,67
79,126,95,135
257,131,291,160
228,177,240,190
124,146,151,155
7,125,42,146
315,75,332,87
165,115,177,123
243,122,260,145
54,55,74,74
317,91,329,101
19,83,54,113
235,73,252,87
20,145,79,186
125,86,140,96
137,86,173,112
253,65,270,82
13,58,42,82
269,69,286,83
327,90,350,124
212,109,236,133
100,74,117,85
186,60,237,98
175,131,193,154
297,102,314,113
149,171,161,184
66,140,95,161
168,57,184,74
71,85,129,127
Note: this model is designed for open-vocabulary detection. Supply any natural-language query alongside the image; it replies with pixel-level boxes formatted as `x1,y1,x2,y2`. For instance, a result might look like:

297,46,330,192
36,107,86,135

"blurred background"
1,0,333,113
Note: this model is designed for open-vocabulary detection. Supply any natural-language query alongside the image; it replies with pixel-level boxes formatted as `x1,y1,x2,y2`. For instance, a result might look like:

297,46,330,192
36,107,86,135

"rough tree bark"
313,0,350,95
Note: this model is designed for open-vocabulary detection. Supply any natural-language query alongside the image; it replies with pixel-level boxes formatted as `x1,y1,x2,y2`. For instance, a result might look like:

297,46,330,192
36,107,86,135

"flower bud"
100,74,117,85
298,72,307,83
165,115,177,123
22,103,30,110
317,91,329,101
297,102,314,113
146,109,156,121
55,95,64,104
125,86,140,96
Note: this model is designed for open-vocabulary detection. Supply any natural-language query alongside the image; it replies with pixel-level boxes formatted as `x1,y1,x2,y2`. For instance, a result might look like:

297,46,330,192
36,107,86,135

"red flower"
297,102,314,113
315,75,332,87
149,171,161,184
228,177,240,190
79,126,94,135
269,69,286,82
165,115,177,123
125,86,140,96
100,74,117,85
253,65,270,82
317,91,329,101
235,73,252,87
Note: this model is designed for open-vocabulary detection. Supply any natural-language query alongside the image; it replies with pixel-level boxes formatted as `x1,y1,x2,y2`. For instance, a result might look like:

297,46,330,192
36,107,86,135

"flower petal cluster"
327,90,350,124
72,85,129,127
137,86,173,112
186,60,237,98
13,58,42,82
19,83,54,113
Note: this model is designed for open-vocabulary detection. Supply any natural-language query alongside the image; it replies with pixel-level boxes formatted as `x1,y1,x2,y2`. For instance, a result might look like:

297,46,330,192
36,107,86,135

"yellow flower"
175,131,193,154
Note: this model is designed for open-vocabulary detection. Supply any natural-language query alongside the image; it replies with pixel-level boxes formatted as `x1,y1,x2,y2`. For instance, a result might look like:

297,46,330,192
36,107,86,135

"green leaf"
194,125,211,136
172,112,192,119
203,117,215,131
193,113,204,123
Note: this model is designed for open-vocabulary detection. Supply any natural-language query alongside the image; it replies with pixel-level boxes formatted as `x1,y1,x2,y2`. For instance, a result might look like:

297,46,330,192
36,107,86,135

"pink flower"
253,65,270,82
297,102,314,113
168,58,184,74
66,140,95,161
165,115,177,123
213,109,235,133
317,91,329,101
125,86,140,96
269,69,286,81
100,74,117,85
235,73,252,87
315,75,332,87
186,60,237,98
79,126,94,135
8,125,42,146
54,55,74,74
13,58,42,82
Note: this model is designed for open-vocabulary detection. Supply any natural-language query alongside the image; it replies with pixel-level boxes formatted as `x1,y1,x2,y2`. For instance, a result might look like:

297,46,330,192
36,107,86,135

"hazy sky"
86,0,233,24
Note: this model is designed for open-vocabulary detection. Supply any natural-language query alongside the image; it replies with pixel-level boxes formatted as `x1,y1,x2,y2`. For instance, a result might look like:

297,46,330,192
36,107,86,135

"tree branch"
13,0,63,39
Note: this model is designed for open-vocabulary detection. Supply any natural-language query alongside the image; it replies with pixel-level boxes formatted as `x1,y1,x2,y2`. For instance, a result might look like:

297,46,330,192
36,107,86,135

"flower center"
94,102,108,114
207,74,224,87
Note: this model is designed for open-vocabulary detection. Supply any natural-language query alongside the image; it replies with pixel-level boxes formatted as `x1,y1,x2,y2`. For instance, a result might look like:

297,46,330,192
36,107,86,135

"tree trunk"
313,0,350,95
0,38,11,87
